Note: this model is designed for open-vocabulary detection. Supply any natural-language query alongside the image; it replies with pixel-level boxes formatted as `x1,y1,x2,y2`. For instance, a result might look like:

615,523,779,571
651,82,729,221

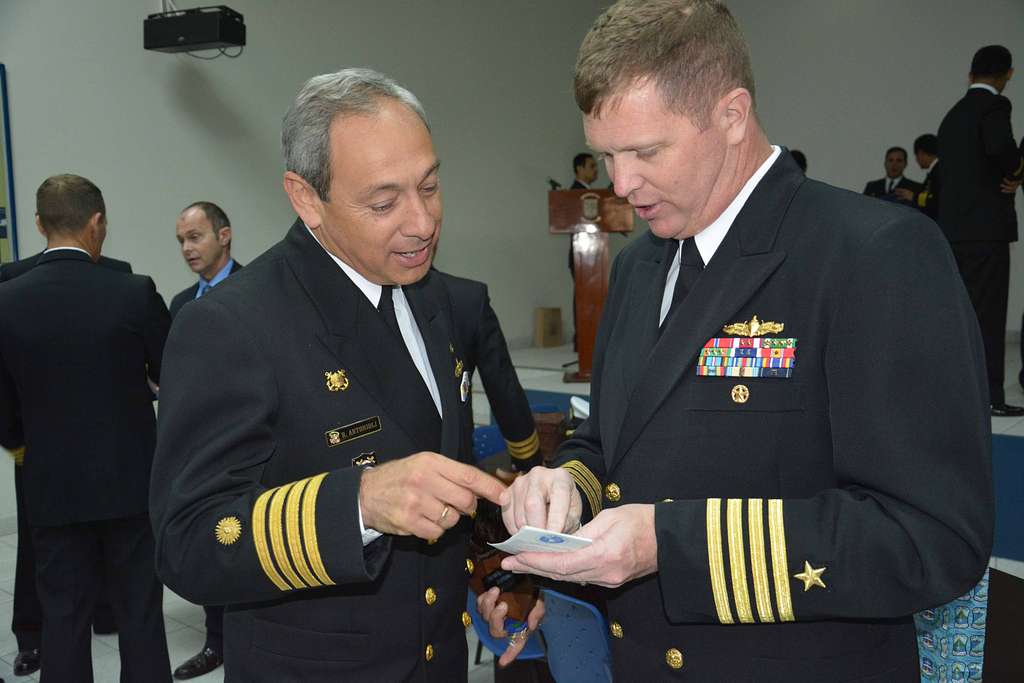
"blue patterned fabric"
916,569,988,682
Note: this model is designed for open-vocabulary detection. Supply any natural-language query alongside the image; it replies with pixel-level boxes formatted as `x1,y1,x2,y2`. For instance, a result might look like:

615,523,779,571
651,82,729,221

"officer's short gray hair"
282,67,429,201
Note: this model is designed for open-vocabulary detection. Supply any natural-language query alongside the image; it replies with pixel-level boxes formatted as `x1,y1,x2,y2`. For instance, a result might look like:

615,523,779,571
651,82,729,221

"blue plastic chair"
539,588,613,683
465,592,545,662
472,424,505,463
529,402,560,414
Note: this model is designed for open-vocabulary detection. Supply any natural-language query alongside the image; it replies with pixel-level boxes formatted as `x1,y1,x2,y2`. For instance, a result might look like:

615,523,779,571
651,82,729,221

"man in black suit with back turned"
938,45,1024,417
169,201,243,321
2,249,129,676
483,0,991,678
863,146,923,204
0,175,171,681
167,204,240,678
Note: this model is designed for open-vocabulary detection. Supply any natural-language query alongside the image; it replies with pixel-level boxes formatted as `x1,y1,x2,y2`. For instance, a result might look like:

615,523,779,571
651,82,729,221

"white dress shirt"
307,226,442,544
659,145,782,325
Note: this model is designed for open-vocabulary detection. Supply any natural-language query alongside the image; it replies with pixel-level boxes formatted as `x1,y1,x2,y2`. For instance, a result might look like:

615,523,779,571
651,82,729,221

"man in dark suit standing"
150,68,510,680
169,201,242,320
571,152,598,190
938,44,1024,417
1,251,131,676
166,202,241,678
435,270,541,471
0,174,172,681
484,1,992,678
896,133,941,221
863,146,923,204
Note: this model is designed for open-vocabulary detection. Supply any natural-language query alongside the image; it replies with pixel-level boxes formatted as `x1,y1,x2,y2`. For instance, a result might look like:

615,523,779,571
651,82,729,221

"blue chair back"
915,568,988,682
465,592,545,661
529,403,560,414
472,424,505,463
539,588,613,683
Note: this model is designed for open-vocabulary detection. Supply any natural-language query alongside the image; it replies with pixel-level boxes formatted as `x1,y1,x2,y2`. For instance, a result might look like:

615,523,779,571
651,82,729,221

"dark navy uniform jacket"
151,220,476,682
554,152,993,682
436,270,540,469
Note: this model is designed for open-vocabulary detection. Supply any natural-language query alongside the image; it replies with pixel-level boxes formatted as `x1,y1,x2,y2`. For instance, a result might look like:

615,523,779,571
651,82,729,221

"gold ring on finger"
507,628,529,646
437,504,451,525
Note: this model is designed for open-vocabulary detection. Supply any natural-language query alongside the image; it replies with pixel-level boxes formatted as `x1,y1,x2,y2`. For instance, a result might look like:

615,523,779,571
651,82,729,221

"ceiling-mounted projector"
144,5,246,53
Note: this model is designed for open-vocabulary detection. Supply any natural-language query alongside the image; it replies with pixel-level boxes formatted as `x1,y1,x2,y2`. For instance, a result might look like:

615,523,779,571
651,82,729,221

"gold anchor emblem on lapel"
454,358,464,378
325,369,349,392
722,314,785,337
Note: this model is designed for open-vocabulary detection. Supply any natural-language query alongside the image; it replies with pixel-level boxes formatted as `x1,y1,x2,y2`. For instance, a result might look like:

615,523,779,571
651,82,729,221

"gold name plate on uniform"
325,416,382,448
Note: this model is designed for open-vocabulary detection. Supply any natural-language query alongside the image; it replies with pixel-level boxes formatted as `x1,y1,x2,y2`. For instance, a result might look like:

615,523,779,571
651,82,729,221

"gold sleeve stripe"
268,483,306,589
767,499,794,622
560,460,601,517
563,462,601,516
726,499,754,624
302,473,335,586
252,488,292,592
506,431,540,460
284,478,320,588
917,191,928,208
747,498,775,623
706,498,734,624
9,446,24,466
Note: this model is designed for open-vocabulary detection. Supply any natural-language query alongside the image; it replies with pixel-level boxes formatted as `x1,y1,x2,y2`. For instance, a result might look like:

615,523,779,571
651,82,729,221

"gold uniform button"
666,648,684,670
465,558,475,574
425,587,437,605
605,482,621,502
731,384,750,404
425,644,434,662
427,537,438,545
609,621,624,639
462,610,472,628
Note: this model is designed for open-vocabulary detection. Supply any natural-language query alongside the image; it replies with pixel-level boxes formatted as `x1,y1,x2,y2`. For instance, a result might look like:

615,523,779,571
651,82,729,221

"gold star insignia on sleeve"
215,516,243,545
793,560,826,592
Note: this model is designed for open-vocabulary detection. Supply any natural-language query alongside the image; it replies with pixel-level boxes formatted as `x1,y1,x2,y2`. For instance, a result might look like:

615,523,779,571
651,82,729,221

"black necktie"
377,285,402,338
665,238,704,325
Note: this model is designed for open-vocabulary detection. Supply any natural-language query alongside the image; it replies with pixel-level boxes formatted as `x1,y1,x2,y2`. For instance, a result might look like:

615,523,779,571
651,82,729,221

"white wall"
2,1,1023,527
729,0,1024,324
0,0,608,528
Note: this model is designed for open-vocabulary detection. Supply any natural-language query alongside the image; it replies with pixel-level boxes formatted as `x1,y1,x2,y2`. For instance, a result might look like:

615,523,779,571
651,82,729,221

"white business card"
490,525,593,555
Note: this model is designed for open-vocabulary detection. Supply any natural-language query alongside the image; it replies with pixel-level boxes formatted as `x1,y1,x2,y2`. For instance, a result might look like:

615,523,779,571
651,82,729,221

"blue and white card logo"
538,535,565,544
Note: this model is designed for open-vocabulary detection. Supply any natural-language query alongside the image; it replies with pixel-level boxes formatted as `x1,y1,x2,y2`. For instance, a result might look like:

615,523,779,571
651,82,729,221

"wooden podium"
550,189,633,382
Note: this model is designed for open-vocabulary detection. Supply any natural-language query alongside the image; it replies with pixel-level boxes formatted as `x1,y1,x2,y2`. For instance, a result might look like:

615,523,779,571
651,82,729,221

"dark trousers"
32,514,171,683
12,464,42,651
952,241,1010,404
13,466,119,653
204,605,223,653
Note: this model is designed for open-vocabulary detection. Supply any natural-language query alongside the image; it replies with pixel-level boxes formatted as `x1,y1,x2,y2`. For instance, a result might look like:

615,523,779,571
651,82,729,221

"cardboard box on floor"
534,307,563,347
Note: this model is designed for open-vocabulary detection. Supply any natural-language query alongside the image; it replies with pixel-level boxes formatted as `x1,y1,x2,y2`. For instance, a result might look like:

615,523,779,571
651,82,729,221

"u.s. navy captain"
485,1,993,680
150,69,507,681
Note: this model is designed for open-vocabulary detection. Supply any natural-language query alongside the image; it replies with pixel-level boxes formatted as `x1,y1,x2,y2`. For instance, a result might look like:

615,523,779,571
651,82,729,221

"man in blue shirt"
169,202,243,320
167,200,242,679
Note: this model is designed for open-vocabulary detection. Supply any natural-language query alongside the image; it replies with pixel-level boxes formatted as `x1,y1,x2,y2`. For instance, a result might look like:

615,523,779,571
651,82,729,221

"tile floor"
1,342,1022,681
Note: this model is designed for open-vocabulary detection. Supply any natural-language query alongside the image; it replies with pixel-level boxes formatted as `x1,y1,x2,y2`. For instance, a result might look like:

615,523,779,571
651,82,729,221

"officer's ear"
216,226,232,247
283,171,323,229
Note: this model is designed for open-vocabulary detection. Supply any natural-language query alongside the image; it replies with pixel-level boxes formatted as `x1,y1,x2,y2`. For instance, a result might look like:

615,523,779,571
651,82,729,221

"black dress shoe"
173,647,224,680
13,649,41,676
991,403,1024,417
